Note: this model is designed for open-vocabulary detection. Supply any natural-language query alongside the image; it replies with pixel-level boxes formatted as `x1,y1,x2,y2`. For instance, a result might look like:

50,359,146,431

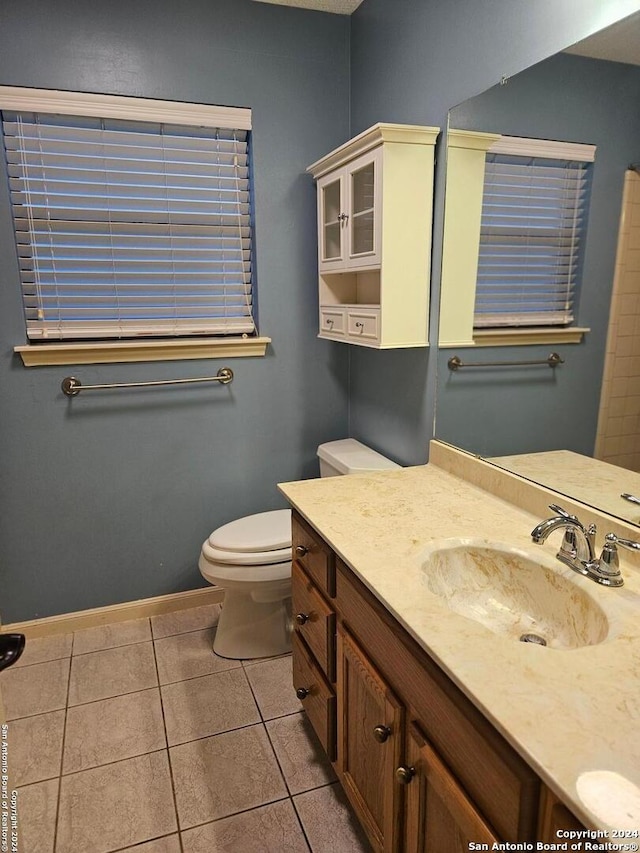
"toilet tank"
317,439,401,477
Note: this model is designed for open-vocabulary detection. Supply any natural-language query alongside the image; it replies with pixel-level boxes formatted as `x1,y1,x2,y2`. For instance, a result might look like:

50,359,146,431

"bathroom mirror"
434,14,640,526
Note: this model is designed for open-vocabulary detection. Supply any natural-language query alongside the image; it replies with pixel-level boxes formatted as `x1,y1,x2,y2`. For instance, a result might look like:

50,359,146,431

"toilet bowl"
199,509,293,659
199,439,400,659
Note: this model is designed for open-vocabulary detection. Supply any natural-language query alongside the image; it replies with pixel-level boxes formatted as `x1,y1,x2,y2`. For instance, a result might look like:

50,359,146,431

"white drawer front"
320,308,346,335
347,309,379,341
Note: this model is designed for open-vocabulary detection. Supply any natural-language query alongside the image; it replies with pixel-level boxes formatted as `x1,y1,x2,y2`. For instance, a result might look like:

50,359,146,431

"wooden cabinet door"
405,723,499,853
337,625,404,853
538,787,586,841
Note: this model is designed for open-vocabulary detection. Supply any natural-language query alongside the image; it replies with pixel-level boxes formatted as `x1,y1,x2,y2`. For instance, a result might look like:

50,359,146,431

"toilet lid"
208,509,292,553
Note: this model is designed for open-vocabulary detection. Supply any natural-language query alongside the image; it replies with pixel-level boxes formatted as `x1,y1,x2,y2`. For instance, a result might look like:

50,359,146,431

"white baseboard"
1,586,225,639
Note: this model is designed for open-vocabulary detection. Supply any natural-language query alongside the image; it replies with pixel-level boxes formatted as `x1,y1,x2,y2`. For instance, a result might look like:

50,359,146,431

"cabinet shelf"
307,122,439,348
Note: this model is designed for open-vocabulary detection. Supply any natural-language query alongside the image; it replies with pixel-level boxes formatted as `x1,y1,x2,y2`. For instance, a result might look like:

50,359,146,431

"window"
0,88,267,362
438,129,595,348
474,136,595,329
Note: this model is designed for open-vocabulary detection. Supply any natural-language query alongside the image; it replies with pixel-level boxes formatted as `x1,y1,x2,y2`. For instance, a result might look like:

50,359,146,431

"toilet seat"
199,555,292,585
201,540,291,566
199,508,293,585
200,509,291,568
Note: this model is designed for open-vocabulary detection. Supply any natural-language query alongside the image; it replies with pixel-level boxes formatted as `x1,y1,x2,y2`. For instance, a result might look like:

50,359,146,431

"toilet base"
214,588,292,659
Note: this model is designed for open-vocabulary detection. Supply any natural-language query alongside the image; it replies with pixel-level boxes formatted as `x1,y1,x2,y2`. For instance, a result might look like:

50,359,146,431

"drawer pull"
295,613,310,626
296,686,310,700
396,765,415,784
295,545,309,558
373,724,391,743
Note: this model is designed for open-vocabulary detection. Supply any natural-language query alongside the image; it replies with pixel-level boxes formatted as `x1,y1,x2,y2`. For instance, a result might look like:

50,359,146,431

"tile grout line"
108,831,180,853
238,660,315,852
51,630,74,853
5,648,288,722
177,793,302,840
260,701,340,853
151,620,185,853
291,788,326,853
44,711,307,782
291,794,326,853
262,712,297,798
262,717,315,853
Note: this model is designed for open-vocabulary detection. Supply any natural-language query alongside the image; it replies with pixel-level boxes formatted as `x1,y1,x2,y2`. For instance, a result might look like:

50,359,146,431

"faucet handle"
548,504,581,525
594,533,628,587
549,505,596,542
605,532,640,553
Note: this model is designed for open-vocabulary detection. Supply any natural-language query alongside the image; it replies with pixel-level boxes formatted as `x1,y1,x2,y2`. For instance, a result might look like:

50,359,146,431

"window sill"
15,336,271,367
438,327,590,349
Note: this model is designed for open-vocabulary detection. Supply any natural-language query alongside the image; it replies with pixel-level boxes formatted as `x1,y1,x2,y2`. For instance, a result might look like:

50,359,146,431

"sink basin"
421,541,609,649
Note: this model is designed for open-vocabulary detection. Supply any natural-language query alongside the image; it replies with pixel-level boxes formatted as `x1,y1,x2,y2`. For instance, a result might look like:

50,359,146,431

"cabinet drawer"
320,307,346,336
292,631,336,760
292,562,336,682
292,511,336,597
336,560,540,841
347,309,379,341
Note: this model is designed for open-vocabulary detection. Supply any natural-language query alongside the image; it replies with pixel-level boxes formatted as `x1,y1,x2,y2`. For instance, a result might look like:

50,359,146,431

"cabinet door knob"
295,545,308,557
395,765,415,784
373,725,391,743
296,687,310,700
295,613,309,626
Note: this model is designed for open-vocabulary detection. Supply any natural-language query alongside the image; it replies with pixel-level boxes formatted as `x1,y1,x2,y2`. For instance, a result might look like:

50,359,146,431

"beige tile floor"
0,603,372,853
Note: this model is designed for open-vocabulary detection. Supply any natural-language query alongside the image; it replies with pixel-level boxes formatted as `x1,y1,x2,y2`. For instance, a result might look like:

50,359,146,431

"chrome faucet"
531,505,624,587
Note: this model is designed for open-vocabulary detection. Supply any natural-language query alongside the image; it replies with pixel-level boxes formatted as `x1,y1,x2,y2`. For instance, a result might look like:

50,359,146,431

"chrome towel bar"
61,367,234,396
447,352,563,371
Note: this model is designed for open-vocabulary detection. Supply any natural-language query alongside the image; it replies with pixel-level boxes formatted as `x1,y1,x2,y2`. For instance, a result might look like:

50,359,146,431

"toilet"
198,439,400,659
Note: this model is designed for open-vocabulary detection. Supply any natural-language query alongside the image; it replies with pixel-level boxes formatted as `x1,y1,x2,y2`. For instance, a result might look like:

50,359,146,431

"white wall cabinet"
307,123,439,349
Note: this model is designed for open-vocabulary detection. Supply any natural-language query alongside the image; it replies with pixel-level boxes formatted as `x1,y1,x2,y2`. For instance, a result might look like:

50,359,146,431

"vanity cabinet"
290,510,588,851
307,123,439,349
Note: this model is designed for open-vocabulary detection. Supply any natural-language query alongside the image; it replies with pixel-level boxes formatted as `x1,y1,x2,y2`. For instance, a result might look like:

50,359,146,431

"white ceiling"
564,12,640,66
252,3,640,56
252,0,364,14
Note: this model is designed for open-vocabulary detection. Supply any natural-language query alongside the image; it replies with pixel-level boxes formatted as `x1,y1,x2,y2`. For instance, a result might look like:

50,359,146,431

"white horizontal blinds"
474,144,593,328
2,110,255,339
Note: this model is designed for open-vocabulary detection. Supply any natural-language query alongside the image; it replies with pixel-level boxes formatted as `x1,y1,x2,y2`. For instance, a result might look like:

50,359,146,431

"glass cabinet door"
350,160,376,258
320,176,344,265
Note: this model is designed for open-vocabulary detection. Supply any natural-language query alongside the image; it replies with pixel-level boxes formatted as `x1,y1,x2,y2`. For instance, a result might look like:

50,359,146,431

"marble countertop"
279,462,640,833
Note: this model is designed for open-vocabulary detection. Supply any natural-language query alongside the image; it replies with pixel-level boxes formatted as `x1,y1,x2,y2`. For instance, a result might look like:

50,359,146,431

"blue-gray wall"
0,0,350,621
436,53,640,457
3,0,640,622
348,0,640,466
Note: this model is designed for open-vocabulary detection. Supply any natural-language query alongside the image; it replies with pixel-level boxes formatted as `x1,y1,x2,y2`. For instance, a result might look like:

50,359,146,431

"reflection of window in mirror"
439,130,595,348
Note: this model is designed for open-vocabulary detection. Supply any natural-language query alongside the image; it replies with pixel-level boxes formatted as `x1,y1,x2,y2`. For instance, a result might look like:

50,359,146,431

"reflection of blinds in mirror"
474,151,593,328
2,111,255,340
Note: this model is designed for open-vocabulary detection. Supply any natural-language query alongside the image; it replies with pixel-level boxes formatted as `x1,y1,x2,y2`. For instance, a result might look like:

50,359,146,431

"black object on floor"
0,634,25,672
